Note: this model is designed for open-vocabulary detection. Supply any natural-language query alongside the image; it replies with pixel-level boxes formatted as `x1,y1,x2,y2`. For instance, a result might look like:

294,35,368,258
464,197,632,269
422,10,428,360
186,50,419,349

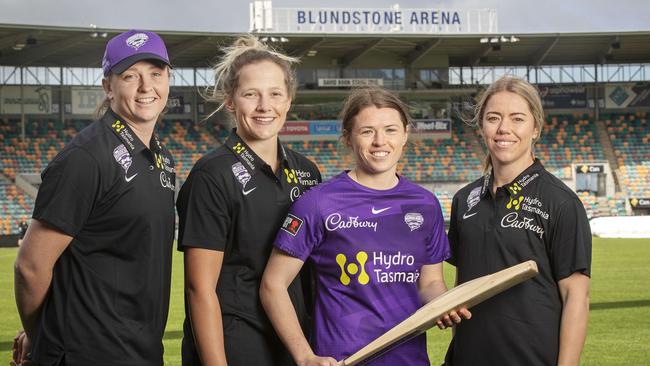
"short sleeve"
32,147,100,236
274,188,323,262
425,195,451,264
446,195,460,266
549,198,592,281
177,169,230,251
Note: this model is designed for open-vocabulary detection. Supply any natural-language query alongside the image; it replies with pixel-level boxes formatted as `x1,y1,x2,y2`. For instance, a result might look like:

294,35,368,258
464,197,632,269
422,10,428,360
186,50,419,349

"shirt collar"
224,128,291,174
480,159,545,197
504,159,545,196
102,108,154,154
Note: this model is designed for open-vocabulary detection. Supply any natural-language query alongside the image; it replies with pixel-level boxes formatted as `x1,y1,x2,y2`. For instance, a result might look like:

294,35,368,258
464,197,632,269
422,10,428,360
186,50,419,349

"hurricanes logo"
126,33,149,50
284,168,298,184
508,183,522,195
233,142,246,154
112,120,125,133
336,252,370,285
507,195,524,210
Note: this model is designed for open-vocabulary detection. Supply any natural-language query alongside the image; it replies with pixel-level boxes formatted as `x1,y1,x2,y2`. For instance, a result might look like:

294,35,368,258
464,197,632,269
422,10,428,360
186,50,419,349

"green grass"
1,237,649,365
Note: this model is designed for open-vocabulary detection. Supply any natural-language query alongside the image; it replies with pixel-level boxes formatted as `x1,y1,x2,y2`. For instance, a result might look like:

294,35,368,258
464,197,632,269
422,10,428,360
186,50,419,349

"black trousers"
182,315,296,366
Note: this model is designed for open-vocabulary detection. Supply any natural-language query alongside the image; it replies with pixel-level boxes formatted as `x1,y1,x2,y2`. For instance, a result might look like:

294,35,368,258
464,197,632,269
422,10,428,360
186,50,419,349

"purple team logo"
113,144,132,173
467,186,482,211
231,162,251,187
404,213,423,231
126,33,149,50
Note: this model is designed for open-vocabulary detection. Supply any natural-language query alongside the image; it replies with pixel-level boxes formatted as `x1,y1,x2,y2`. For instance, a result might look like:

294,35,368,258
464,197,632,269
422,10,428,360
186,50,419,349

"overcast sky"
1,0,648,34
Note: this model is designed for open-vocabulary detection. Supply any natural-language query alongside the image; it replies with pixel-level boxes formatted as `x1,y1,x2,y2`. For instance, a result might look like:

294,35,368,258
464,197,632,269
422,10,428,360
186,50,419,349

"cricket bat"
340,260,539,366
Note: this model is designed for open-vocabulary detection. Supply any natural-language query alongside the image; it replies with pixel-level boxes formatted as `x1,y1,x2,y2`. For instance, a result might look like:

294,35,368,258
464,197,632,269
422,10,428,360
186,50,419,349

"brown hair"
339,87,412,144
203,35,299,119
473,76,544,172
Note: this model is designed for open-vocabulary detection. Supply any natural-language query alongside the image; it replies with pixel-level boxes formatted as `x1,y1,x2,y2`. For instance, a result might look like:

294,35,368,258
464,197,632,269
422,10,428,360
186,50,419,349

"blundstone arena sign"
250,2,497,34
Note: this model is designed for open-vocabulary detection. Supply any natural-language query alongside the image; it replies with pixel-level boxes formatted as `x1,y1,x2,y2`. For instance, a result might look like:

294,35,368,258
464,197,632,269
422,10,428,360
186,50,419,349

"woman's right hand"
297,354,340,366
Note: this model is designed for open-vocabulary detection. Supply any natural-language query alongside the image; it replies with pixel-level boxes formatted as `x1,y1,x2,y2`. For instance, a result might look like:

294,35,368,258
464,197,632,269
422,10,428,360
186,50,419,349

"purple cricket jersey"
275,172,450,365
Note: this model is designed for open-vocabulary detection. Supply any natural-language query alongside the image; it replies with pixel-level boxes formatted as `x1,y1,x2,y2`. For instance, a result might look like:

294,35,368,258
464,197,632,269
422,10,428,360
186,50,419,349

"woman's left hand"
436,308,472,329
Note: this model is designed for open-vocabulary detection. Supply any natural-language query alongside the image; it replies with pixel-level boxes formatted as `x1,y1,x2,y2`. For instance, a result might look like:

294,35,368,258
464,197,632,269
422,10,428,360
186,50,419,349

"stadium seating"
286,120,483,182
605,112,650,197
1,112,645,234
537,114,605,179
0,178,32,235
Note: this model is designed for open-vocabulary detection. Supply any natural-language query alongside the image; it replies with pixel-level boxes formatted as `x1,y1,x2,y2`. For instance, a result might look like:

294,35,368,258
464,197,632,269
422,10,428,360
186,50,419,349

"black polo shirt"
445,160,591,366
31,109,176,366
176,130,321,340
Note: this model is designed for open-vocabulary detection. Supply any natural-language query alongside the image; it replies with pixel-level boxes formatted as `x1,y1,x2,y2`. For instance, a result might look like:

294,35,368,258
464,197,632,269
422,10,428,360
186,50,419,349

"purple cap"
101,30,171,76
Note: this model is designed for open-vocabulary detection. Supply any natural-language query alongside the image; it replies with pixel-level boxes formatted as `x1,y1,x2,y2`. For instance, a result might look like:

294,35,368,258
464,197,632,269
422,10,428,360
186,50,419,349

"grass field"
1,237,649,365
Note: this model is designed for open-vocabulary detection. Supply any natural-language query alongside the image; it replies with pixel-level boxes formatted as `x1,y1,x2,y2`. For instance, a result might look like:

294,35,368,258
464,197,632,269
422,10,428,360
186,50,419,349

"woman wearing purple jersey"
261,87,470,366
444,76,591,365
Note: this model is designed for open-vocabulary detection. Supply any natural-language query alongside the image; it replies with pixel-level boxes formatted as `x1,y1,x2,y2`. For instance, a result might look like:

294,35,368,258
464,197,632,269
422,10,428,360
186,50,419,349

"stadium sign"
250,2,497,34
280,121,311,135
280,120,341,136
0,86,52,114
538,85,588,109
71,87,105,115
318,78,383,87
629,198,650,209
576,164,604,174
413,119,451,134
605,83,650,109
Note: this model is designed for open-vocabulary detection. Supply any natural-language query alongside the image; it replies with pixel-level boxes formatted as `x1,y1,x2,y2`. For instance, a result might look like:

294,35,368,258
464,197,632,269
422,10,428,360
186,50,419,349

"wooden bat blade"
341,260,539,366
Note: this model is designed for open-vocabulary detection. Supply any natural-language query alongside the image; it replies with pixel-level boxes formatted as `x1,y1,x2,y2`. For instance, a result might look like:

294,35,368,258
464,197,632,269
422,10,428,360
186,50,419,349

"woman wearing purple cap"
260,87,470,366
14,30,175,366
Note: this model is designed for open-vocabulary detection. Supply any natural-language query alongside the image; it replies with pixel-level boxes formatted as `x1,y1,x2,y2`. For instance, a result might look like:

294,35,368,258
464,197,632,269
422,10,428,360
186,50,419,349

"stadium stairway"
595,119,622,192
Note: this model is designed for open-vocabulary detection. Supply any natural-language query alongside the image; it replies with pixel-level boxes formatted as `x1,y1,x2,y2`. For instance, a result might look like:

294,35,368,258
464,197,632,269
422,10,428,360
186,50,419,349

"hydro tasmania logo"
335,251,421,286
336,252,370,285
284,168,298,184
506,195,525,210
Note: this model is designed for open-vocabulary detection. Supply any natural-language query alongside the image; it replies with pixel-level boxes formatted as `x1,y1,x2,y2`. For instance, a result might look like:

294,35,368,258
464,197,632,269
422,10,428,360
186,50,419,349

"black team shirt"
445,160,591,366
30,109,175,366
177,130,321,355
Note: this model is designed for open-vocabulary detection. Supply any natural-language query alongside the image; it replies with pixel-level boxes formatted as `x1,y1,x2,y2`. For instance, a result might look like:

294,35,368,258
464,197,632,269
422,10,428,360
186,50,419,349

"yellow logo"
284,168,298,184
111,120,125,133
233,142,246,154
508,183,522,195
580,165,589,174
630,198,638,207
336,252,370,285
155,153,163,169
507,195,524,210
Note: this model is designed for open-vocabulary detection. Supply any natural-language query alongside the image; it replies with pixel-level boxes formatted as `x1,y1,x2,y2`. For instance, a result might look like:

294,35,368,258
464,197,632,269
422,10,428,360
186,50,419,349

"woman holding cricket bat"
261,87,470,366
444,76,591,366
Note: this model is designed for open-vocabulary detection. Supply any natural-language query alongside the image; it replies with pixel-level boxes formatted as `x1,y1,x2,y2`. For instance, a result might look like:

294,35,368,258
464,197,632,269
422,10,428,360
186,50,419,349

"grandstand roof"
1,27,650,69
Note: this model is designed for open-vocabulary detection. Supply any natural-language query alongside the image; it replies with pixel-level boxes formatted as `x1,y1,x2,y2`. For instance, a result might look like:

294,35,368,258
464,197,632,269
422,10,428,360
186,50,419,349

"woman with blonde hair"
444,76,591,365
176,35,321,365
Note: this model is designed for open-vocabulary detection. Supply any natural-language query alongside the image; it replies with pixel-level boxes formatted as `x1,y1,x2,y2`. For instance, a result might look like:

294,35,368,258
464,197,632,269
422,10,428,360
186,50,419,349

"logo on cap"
126,33,149,50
